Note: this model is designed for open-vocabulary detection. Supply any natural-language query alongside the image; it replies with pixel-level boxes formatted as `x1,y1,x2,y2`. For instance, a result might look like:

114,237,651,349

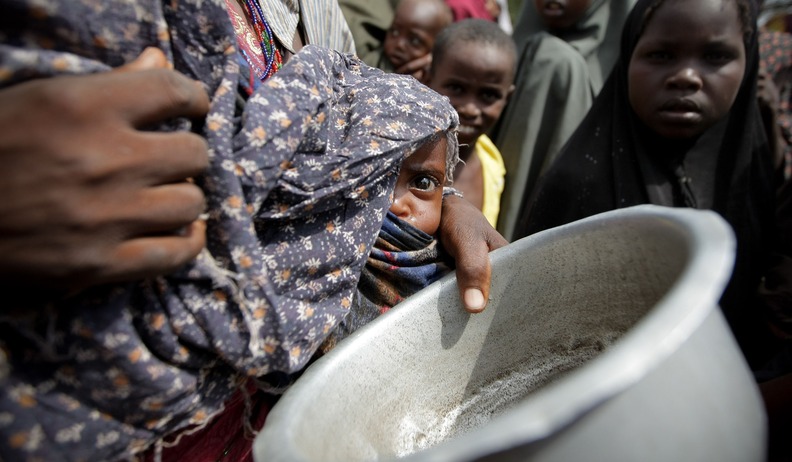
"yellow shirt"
475,134,506,228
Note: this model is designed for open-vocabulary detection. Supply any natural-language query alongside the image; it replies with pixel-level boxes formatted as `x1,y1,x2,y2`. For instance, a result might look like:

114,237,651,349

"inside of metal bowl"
381,220,687,458
255,206,754,462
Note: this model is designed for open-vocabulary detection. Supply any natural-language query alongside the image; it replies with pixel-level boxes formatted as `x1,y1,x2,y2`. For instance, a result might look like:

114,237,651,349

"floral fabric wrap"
0,1,458,458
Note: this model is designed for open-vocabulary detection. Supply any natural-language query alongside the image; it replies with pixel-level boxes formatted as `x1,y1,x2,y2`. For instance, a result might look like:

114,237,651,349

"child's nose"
666,66,703,91
456,100,480,119
389,196,412,220
394,36,408,52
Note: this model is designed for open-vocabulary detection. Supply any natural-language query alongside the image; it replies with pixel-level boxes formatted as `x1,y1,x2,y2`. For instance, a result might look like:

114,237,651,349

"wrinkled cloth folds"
0,1,457,458
321,212,452,351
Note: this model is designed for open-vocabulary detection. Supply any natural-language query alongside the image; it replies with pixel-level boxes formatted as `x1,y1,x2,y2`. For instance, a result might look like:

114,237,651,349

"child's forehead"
397,0,446,17
439,40,515,66
396,10,443,29
646,0,741,23
639,0,745,38
406,137,448,173
424,134,448,159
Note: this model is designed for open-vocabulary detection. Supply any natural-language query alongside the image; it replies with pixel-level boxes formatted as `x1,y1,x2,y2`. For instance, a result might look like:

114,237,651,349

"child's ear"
506,84,516,101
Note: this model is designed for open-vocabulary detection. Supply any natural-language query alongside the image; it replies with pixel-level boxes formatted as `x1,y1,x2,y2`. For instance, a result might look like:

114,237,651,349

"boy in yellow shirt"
427,18,516,227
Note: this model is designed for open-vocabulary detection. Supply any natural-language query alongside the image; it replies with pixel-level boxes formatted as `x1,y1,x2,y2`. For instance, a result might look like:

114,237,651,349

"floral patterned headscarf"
0,0,458,456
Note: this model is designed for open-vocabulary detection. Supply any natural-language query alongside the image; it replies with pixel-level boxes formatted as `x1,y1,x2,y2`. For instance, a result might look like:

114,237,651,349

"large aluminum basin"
254,205,766,462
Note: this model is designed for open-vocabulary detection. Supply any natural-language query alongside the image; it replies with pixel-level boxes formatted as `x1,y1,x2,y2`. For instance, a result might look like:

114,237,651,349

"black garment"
514,0,777,368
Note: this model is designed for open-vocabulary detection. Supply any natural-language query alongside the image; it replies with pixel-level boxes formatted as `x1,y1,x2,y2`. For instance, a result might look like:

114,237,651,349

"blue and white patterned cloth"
0,1,458,458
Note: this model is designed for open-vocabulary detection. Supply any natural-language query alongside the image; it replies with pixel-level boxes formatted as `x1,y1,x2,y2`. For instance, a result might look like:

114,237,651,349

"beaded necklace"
239,0,283,82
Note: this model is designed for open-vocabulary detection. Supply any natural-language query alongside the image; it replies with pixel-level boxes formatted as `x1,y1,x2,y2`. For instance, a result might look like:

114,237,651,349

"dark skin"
428,40,515,215
395,53,433,81
248,19,508,313
0,47,505,312
384,0,450,83
454,152,486,211
440,195,507,312
0,48,209,293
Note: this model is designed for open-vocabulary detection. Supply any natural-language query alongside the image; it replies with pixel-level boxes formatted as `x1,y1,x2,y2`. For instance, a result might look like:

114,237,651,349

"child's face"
428,42,515,150
533,0,592,31
628,0,746,140
390,136,447,236
385,0,447,69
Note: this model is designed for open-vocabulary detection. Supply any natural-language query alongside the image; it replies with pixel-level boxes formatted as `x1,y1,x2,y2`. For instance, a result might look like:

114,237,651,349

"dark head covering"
515,0,777,368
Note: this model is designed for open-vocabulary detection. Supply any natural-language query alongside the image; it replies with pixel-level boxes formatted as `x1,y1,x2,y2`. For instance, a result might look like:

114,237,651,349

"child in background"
380,0,453,83
321,128,460,351
338,0,398,68
519,0,781,370
518,1,791,454
491,0,635,241
427,19,516,227
524,0,635,93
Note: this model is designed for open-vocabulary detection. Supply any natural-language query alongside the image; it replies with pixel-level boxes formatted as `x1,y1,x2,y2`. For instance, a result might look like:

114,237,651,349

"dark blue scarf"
321,212,452,351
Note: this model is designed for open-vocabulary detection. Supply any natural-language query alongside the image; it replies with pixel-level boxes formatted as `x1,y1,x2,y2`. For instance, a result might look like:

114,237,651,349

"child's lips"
658,98,702,123
386,52,406,68
541,0,565,16
660,98,700,112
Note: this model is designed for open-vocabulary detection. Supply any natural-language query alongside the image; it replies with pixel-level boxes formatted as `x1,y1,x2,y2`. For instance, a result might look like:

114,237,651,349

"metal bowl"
254,205,766,462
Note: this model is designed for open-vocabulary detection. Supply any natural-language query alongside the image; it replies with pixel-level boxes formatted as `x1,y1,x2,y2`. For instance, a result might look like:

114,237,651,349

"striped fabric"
263,0,356,54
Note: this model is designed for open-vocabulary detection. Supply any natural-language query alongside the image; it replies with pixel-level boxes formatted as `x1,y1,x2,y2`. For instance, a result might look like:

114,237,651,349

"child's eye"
646,50,672,61
481,90,503,103
409,36,425,48
410,175,440,192
389,28,400,37
704,50,736,65
444,83,463,95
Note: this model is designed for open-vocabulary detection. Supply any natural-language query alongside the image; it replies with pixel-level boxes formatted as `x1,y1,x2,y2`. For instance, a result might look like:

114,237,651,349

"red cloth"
142,380,276,462
444,0,494,22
